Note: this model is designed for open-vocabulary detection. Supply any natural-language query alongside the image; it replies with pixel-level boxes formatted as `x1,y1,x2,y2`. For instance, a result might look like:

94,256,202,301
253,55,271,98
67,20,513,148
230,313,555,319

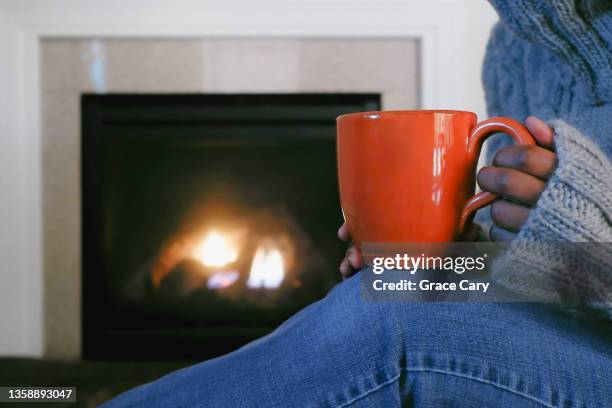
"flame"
192,231,238,267
207,270,240,289
247,244,285,289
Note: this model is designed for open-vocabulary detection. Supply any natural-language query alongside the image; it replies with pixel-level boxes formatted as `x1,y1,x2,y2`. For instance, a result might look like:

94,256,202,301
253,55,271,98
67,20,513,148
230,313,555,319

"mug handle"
459,117,536,234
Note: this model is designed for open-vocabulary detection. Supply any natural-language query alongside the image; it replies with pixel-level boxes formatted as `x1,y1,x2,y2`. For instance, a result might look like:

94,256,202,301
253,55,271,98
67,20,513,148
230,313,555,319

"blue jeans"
104,274,612,407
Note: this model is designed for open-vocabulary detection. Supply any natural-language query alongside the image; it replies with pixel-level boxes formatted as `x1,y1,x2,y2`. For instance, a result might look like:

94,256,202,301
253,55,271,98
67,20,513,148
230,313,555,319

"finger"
346,245,362,270
339,258,353,278
493,145,557,181
525,116,554,149
490,225,516,242
490,199,530,232
338,223,351,242
477,167,546,205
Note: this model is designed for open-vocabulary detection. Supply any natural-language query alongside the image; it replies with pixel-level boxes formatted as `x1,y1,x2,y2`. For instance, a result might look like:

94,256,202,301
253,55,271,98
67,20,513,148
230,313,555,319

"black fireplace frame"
81,93,380,360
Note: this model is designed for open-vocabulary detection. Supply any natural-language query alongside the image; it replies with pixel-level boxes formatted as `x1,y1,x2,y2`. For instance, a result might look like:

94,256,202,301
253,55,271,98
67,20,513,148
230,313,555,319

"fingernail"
349,251,360,267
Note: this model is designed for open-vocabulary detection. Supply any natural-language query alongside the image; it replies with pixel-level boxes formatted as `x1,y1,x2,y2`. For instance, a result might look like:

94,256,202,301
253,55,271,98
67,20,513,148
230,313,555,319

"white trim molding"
0,0,497,356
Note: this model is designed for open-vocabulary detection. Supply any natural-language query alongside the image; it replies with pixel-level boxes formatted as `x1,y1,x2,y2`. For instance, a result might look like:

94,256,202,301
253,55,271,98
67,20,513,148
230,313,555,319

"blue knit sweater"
480,0,612,316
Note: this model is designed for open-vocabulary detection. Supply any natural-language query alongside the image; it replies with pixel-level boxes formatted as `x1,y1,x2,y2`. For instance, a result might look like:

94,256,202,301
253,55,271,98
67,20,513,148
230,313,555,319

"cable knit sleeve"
488,0,612,104
478,1,612,317
490,120,612,316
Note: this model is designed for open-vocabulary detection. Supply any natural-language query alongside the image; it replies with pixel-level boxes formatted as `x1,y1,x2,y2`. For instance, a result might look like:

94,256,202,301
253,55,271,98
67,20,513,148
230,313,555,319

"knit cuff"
516,120,612,242
491,120,612,312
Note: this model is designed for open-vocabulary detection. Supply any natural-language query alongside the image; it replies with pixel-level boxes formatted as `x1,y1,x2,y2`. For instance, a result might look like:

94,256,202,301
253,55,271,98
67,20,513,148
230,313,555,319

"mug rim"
337,109,476,121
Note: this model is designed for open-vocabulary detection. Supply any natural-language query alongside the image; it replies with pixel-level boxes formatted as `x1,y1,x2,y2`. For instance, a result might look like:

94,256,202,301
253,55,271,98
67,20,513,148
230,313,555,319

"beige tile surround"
41,38,419,358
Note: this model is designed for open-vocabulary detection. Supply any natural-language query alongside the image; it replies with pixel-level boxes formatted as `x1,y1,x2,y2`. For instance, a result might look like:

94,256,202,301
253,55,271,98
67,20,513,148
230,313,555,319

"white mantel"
0,0,497,356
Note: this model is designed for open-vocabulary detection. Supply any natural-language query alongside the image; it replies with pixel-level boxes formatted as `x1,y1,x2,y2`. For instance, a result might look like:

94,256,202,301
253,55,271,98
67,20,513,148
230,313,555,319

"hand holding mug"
477,116,557,241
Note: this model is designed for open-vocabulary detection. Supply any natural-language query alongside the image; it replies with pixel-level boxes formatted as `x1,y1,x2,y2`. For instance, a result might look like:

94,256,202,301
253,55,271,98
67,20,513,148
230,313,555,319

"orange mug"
336,110,535,243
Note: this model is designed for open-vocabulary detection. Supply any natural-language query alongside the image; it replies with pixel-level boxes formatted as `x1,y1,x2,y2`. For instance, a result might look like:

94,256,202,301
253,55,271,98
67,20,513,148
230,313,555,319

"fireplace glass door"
82,94,380,359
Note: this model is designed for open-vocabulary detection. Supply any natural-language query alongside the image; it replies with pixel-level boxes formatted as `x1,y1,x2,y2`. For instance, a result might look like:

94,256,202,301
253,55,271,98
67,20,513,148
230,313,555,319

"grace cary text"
372,279,490,293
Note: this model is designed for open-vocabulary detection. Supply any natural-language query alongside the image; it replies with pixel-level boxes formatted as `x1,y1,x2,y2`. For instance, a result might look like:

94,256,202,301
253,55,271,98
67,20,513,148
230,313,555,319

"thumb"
525,116,554,150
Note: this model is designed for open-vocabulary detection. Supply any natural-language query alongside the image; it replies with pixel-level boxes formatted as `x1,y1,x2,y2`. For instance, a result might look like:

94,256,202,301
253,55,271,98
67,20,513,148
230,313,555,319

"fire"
187,229,288,291
207,270,240,289
247,244,285,289
192,231,238,267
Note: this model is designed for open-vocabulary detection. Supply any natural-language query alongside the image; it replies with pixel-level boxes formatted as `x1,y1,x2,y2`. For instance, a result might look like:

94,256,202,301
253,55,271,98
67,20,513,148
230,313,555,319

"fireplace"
82,93,380,360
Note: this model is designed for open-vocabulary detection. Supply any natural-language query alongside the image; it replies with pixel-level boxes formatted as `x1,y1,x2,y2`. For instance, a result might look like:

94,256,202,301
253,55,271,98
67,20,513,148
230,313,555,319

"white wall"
0,5,44,356
0,0,498,357
463,0,499,118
